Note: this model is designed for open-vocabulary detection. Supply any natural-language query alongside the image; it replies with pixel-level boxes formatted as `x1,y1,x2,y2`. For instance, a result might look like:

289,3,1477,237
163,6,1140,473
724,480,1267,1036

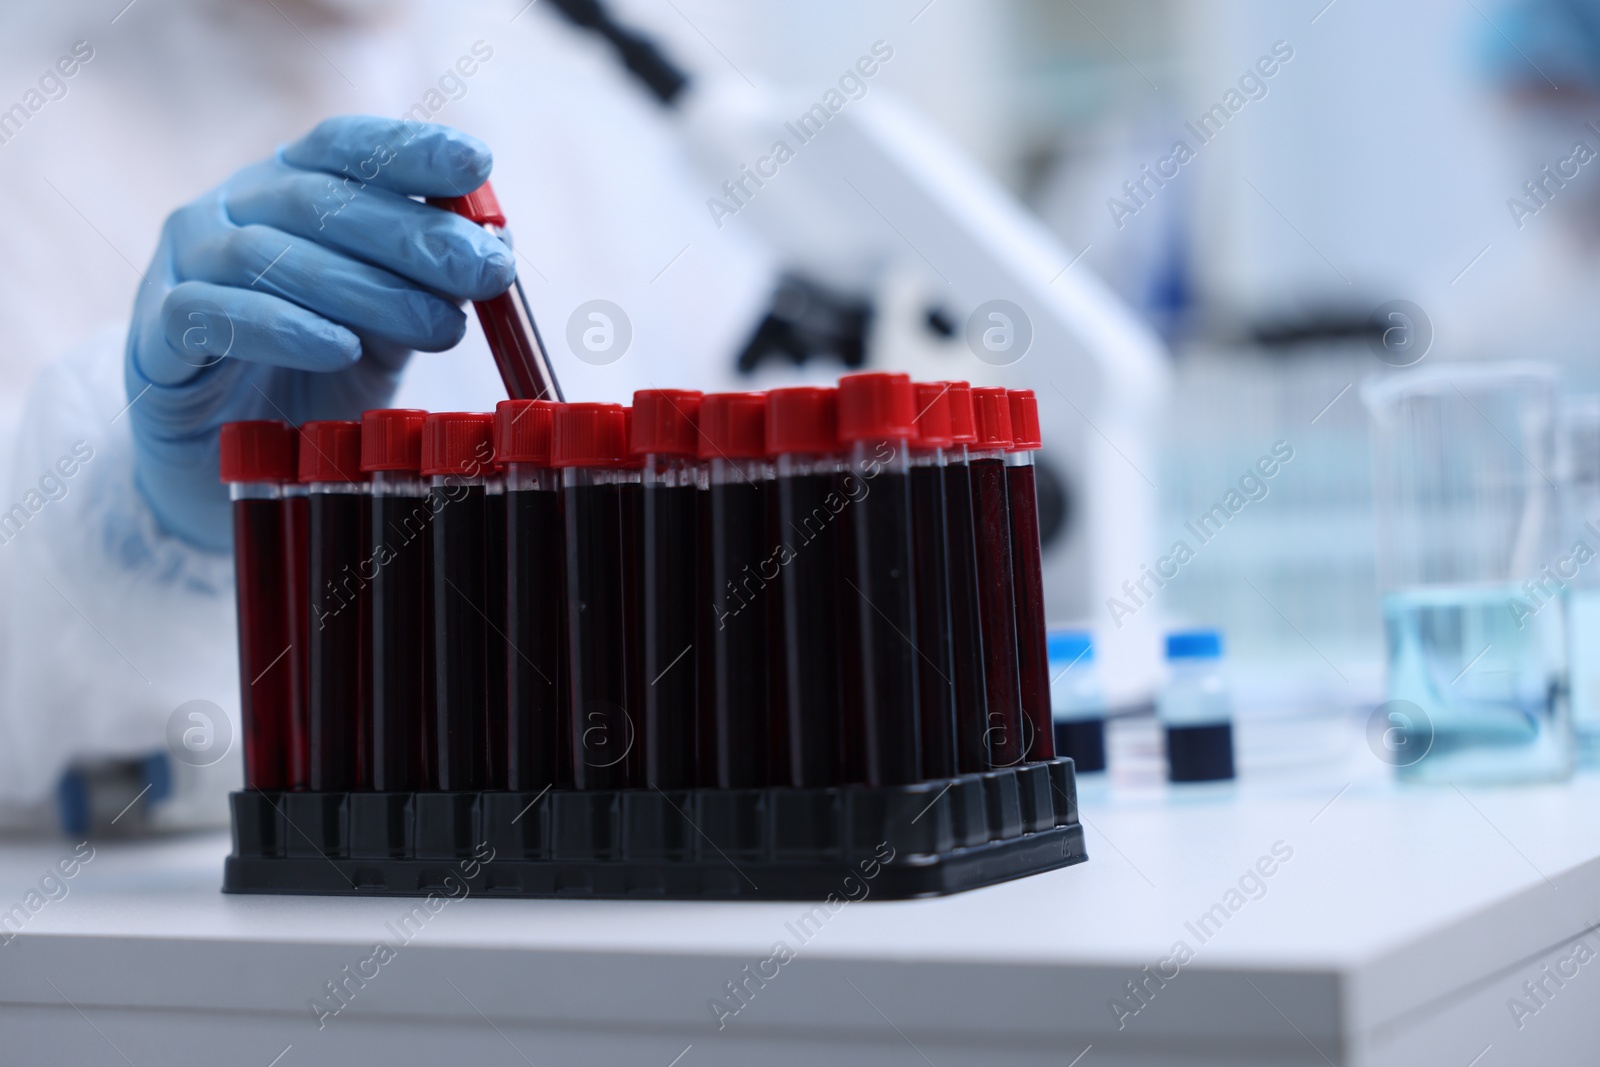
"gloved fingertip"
440,129,494,187
476,244,517,298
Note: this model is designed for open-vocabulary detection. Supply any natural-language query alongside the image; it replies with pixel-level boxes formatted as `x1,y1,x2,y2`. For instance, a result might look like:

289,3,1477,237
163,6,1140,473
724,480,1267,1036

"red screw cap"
838,372,915,442
298,421,366,483
971,387,1015,450
419,413,495,478
426,179,505,227
1007,389,1042,452
494,400,559,465
941,381,978,445
911,382,955,450
766,387,838,456
698,392,768,460
219,420,296,484
632,389,702,456
551,403,627,468
361,409,428,473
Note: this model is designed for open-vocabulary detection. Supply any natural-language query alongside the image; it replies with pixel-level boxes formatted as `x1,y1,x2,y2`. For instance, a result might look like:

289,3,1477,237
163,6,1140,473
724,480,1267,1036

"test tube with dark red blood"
632,390,703,789
938,382,992,773
220,421,297,792
969,389,1026,768
1005,390,1055,762
496,399,567,791
282,470,311,790
698,393,774,789
298,421,370,791
837,373,922,786
552,404,636,789
766,387,846,787
421,413,496,791
361,409,431,793
427,181,563,404
909,383,960,779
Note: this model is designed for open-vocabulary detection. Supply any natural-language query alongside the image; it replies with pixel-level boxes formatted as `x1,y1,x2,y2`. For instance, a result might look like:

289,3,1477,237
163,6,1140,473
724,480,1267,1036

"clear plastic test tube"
909,382,959,778
495,398,567,791
632,389,703,789
698,392,774,789
939,382,992,773
219,420,298,791
837,372,922,786
421,412,496,791
298,421,370,791
1005,389,1055,762
970,388,1026,768
766,386,846,787
552,403,636,789
361,408,431,792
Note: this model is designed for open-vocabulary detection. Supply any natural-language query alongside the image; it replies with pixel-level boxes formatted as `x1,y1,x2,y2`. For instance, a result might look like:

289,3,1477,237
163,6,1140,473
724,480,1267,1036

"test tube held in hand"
428,180,564,403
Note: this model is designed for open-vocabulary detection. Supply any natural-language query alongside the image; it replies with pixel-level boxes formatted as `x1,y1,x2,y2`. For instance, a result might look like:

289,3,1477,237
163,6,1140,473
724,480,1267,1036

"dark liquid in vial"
642,480,699,788
565,481,635,789
368,491,430,791
970,457,1025,768
307,492,365,791
943,460,991,773
485,489,508,789
705,477,770,788
848,465,921,785
283,493,311,789
506,486,564,790
233,498,292,791
910,464,958,778
775,471,844,786
431,483,491,790
621,479,647,786
1007,462,1055,762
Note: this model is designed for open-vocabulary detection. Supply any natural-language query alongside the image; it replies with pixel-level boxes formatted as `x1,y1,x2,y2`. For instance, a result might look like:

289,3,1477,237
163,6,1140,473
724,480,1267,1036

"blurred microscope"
541,0,1171,699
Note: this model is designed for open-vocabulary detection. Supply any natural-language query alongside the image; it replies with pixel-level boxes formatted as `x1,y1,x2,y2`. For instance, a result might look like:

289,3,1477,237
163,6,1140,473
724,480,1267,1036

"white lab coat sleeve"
0,326,239,806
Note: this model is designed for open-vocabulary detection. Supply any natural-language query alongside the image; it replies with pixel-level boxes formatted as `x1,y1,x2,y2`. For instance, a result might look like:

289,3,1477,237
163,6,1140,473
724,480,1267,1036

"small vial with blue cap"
1048,630,1106,773
1159,630,1236,782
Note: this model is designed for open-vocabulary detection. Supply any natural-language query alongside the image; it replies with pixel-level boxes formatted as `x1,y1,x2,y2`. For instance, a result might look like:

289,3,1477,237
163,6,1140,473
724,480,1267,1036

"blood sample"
909,383,959,779
428,181,564,403
1006,390,1055,762
219,421,298,791
939,382,992,773
298,422,369,791
698,392,773,789
837,373,922,786
495,399,566,791
553,403,636,789
282,475,311,790
484,462,509,790
362,409,432,792
632,390,702,789
620,408,647,787
421,413,496,791
767,387,846,787
970,388,1026,768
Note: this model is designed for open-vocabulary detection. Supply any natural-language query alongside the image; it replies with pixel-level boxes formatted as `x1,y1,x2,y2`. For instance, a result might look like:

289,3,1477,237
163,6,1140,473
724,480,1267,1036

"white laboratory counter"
3,714,1599,1067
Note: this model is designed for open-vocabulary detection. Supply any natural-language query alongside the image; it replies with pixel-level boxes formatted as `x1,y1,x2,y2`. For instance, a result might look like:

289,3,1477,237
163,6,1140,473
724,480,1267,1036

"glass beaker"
1363,362,1572,784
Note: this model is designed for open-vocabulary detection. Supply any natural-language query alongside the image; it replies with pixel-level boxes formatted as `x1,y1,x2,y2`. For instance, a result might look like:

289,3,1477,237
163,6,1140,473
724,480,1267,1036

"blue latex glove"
126,115,517,552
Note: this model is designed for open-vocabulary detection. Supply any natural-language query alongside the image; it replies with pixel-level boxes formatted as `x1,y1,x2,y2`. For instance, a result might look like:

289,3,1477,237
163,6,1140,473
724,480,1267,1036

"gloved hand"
126,115,517,553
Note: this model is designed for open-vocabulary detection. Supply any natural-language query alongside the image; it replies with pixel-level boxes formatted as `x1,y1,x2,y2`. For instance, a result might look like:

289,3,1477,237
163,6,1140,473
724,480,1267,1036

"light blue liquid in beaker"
1383,584,1571,783
1568,587,1600,761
